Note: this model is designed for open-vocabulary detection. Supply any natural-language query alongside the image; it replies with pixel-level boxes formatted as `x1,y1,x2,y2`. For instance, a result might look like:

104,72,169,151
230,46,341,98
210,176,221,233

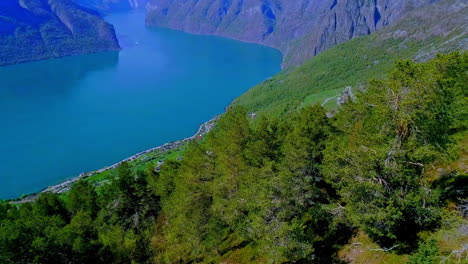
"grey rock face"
0,0,120,66
145,0,439,67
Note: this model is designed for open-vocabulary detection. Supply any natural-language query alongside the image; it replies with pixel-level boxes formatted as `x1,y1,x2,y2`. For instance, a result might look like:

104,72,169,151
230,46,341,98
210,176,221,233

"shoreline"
10,115,220,204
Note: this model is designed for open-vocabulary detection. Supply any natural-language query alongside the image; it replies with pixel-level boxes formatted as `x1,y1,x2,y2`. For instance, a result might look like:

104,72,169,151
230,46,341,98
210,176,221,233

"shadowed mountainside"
0,0,120,66
146,0,451,68
72,0,149,12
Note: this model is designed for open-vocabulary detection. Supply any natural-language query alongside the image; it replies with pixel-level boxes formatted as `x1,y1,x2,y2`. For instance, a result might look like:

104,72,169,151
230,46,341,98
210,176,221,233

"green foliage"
152,105,354,263
67,180,99,217
0,164,160,264
0,53,465,263
153,160,180,200
408,240,439,264
323,52,467,251
432,172,468,203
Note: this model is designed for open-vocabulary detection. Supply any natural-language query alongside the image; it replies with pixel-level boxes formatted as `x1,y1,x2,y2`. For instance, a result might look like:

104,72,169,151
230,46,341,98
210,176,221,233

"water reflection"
0,51,119,98
0,11,281,199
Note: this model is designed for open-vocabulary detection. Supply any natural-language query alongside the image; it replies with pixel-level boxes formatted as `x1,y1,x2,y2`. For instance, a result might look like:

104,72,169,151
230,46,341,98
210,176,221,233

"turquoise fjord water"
0,11,281,199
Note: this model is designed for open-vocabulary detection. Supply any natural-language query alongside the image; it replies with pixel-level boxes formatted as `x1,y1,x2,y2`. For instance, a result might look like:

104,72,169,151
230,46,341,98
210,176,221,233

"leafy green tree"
0,201,9,222
323,53,466,251
98,224,136,264
60,210,100,263
408,240,439,264
244,116,282,167
209,106,251,225
153,160,180,201
34,192,69,221
279,105,332,212
154,141,218,263
263,105,335,261
67,180,98,217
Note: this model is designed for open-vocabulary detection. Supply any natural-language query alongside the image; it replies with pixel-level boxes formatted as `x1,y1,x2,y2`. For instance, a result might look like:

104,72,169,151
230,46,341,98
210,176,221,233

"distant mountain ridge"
0,0,120,66
145,0,448,67
72,0,149,12
233,0,467,118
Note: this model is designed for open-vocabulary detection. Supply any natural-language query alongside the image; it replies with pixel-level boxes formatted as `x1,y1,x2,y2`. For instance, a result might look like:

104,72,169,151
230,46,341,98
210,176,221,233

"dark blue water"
0,11,282,199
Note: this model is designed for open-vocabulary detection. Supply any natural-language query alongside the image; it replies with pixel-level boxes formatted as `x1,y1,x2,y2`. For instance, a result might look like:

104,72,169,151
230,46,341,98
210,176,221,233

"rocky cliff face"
146,0,439,67
0,0,120,66
72,0,149,12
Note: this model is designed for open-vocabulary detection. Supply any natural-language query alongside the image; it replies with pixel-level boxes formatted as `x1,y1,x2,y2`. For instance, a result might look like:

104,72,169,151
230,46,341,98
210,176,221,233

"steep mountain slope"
145,0,438,67
233,0,468,117
0,0,120,66
72,0,148,12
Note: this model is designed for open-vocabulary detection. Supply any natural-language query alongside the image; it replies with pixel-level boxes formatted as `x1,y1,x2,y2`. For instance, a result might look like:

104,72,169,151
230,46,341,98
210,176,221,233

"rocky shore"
10,116,220,204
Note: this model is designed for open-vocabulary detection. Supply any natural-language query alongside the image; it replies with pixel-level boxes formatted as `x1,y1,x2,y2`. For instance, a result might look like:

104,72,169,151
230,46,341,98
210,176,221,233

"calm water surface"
0,11,281,199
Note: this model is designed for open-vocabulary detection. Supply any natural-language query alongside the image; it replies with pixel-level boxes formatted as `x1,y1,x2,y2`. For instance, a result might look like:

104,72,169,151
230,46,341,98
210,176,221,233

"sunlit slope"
233,0,467,118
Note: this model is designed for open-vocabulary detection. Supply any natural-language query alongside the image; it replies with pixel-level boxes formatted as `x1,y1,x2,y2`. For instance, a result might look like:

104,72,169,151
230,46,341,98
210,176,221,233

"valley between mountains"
0,0,467,263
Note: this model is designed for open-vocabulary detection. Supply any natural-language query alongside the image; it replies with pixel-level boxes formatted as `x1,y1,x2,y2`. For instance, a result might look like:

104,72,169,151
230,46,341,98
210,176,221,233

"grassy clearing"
84,143,189,187
301,87,343,110
339,231,409,264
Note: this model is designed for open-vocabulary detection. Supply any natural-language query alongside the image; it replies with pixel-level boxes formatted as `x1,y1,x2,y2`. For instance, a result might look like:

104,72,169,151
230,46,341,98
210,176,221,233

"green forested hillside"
1,53,466,263
233,0,467,118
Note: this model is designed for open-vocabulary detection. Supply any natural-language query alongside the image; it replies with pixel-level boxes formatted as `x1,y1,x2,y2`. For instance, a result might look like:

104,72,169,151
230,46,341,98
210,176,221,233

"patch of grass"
85,170,113,184
85,143,189,187
339,210,468,264
339,231,409,264
419,210,468,263
302,87,343,110
219,244,266,264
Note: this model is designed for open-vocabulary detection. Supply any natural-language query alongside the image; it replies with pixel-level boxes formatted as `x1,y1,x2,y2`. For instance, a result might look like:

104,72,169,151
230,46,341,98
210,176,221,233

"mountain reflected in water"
0,51,119,98
0,11,281,199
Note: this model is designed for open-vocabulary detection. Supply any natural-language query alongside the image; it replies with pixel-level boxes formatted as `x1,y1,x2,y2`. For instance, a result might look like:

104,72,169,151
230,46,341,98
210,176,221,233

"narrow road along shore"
10,115,220,204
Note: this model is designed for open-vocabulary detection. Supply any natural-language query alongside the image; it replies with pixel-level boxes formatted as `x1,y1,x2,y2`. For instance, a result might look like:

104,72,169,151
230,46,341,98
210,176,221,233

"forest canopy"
1,52,467,263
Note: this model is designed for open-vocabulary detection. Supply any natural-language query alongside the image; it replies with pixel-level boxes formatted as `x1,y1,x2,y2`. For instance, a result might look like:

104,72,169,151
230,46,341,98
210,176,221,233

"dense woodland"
0,53,467,263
